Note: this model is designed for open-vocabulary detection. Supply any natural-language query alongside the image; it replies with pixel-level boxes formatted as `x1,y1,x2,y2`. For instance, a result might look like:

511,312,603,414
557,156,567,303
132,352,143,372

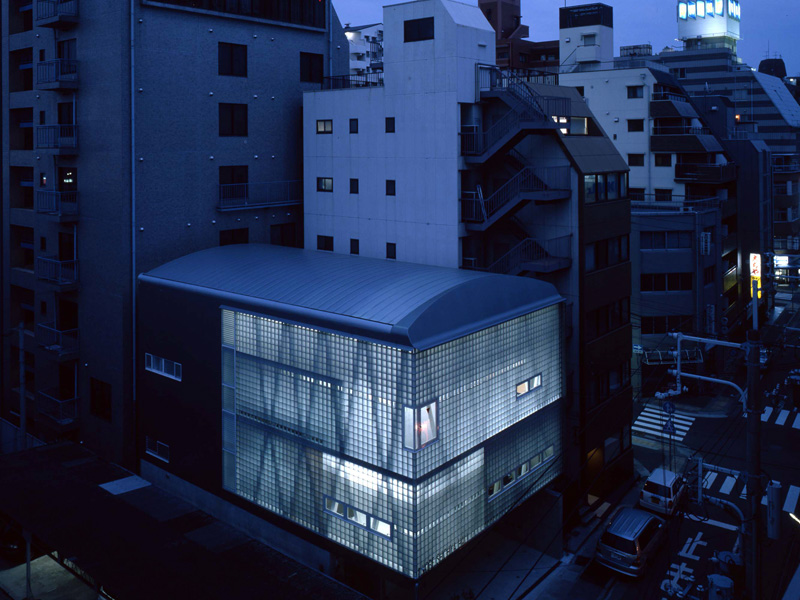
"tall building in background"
1,0,348,464
478,0,559,71
305,0,634,526
344,23,384,76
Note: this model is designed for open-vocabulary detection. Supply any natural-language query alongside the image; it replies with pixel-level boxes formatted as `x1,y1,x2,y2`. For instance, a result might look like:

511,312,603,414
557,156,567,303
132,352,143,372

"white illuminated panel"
706,1,714,16
715,0,723,14
688,1,696,18
697,1,705,17
679,2,688,19
775,255,790,268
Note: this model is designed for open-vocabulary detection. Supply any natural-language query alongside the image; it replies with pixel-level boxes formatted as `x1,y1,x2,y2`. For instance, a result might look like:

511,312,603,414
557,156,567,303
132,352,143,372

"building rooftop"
139,244,563,350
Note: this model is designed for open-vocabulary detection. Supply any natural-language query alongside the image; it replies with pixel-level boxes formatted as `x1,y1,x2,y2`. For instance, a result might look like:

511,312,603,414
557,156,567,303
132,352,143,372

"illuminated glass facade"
220,305,564,578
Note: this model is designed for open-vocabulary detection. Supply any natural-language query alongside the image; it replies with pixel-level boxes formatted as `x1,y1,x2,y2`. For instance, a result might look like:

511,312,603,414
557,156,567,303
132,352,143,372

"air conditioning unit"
700,232,712,255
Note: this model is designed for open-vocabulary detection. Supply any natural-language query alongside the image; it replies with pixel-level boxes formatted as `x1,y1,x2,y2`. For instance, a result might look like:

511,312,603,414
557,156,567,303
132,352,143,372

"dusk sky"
333,0,800,75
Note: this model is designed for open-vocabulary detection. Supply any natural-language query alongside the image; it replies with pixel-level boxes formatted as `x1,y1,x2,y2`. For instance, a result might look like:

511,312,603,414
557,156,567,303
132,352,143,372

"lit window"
325,497,345,517
316,119,333,134
370,517,391,537
317,177,333,192
516,374,542,396
516,381,529,395
403,401,438,450
346,507,368,527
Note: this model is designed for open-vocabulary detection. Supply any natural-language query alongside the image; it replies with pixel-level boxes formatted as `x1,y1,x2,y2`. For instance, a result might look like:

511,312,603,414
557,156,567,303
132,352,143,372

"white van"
639,468,686,516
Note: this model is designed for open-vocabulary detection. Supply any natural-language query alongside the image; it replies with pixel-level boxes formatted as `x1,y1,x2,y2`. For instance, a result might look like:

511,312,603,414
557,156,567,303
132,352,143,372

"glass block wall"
221,304,563,578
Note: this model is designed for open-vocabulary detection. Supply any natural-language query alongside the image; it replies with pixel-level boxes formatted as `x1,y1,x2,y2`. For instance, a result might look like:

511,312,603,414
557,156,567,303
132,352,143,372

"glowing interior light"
688,1,696,18
734,2,740,18
715,0,723,15
697,1,705,17
728,0,735,16
678,2,688,19
706,1,714,16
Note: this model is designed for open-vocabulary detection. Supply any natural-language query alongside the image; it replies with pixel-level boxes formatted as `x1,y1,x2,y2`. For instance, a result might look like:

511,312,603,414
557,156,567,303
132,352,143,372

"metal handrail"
36,322,79,353
462,166,571,222
487,235,572,274
651,91,687,102
652,125,712,136
36,125,77,149
218,180,302,209
35,190,78,215
674,163,737,181
36,0,78,20
321,72,384,90
631,195,720,213
36,256,79,284
37,389,78,422
37,59,78,84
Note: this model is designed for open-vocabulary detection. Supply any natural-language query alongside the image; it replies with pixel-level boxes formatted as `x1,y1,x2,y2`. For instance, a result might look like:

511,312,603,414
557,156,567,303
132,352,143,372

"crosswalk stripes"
632,406,695,443
742,406,800,430
702,464,800,514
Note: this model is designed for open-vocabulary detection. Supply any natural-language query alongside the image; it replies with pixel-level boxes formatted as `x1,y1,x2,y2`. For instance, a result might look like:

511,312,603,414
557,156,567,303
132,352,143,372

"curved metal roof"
139,244,563,350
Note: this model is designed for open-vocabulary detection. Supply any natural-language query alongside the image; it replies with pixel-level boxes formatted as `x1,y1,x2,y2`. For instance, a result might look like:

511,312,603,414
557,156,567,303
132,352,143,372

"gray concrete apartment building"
1,0,348,465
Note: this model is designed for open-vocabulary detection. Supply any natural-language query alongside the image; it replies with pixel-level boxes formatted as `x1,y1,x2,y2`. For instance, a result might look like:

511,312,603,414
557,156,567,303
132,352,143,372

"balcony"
37,388,78,428
651,125,720,153
35,190,78,220
36,125,77,154
35,0,78,28
772,154,800,174
483,235,572,276
631,194,720,214
321,72,384,90
650,91,687,103
36,256,78,286
674,163,737,184
37,322,78,356
462,166,572,231
36,59,78,90
218,180,302,211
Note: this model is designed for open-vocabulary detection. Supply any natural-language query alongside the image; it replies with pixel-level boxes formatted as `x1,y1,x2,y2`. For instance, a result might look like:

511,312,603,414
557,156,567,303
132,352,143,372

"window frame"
316,119,333,134
626,85,644,99
349,118,359,134
316,177,333,193
219,103,248,137
144,352,183,381
628,153,645,167
385,117,395,133
404,17,434,43
317,235,333,252
386,179,396,196
218,42,247,77
403,400,438,451
300,52,324,83
627,119,645,132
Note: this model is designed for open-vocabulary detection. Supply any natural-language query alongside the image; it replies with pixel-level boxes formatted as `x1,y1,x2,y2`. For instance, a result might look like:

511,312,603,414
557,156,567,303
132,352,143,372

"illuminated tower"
677,0,741,52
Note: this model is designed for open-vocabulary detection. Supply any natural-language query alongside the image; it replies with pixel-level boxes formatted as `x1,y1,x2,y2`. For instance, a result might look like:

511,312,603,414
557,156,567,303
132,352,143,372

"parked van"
640,468,686,516
595,507,666,577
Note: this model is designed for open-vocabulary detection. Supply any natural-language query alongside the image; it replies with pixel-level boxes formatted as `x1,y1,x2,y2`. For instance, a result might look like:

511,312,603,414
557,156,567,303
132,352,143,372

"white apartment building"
344,23,384,75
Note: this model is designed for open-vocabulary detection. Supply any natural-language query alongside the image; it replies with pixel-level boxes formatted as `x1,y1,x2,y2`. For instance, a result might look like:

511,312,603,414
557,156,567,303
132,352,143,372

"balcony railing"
651,91,687,102
652,125,711,136
674,163,737,182
36,0,78,21
36,125,77,150
321,72,384,90
774,183,798,196
37,322,79,354
772,155,800,173
36,256,78,284
631,194,720,213
37,388,78,425
218,180,302,210
486,235,572,274
477,65,571,119
35,190,78,216
36,59,78,85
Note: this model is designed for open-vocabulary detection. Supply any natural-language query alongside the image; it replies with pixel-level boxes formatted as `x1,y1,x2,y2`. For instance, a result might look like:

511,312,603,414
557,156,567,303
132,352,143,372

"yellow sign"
750,253,762,299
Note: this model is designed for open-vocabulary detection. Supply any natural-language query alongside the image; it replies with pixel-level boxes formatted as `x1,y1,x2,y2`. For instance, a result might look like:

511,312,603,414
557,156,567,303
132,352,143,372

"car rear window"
600,532,637,555
644,480,671,497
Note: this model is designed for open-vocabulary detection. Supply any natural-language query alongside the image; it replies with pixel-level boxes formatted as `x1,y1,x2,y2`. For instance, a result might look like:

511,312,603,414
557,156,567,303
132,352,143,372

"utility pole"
745,329,761,600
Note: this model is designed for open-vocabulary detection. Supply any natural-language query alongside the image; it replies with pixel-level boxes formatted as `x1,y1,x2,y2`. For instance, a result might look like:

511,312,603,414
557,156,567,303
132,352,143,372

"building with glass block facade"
137,244,565,580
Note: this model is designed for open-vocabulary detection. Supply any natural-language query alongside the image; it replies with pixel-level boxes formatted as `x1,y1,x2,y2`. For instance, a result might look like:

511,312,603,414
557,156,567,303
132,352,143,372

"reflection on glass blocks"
221,304,564,578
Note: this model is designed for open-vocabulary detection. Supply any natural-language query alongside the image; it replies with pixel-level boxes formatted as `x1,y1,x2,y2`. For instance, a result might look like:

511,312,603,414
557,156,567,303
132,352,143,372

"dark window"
627,119,644,132
386,180,396,196
386,242,396,260
300,52,324,83
628,154,645,167
219,165,248,185
586,298,630,340
704,265,715,285
317,177,333,192
316,119,333,134
57,39,76,60
219,228,249,246
385,117,395,133
641,315,692,335
317,235,333,251
218,42,247,77
350,178,359,194
39,111,46,125
627,85,644,99
654,189,673,202
629,187,645,201
40,237,46,251
40,301,47,316
640,231,692,250
655,154,672,167
350,239,360,255
90,378,112,422
219,103,248,136
350,119,359,134
404,17,434,43
575,86,585,96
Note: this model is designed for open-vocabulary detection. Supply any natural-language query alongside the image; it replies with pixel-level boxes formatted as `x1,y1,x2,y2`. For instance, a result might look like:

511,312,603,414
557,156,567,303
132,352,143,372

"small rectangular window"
627,119,644,132
627,85,644,99
655,188,673,202
317,177,333,192
350,178,359,194
325,497,345,517
300,52,324,83
346,507,368,527
655,154,672,167
90,378,112,421
218,42,247,77
317,235,333,252
370,517,391,538
219,103,248,137
516,381,529,396
404,17,434,43
403,401,437,450
349,118,359,134
350,238,360,255
584,174,597,203
316,119,333,134
386,179,396,196
386,242,396,260
385,117,395,133
628,154,645,167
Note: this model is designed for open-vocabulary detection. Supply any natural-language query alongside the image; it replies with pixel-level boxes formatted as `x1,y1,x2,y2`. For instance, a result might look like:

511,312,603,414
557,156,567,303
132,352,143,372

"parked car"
595,507,666,577
639,468,687,516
